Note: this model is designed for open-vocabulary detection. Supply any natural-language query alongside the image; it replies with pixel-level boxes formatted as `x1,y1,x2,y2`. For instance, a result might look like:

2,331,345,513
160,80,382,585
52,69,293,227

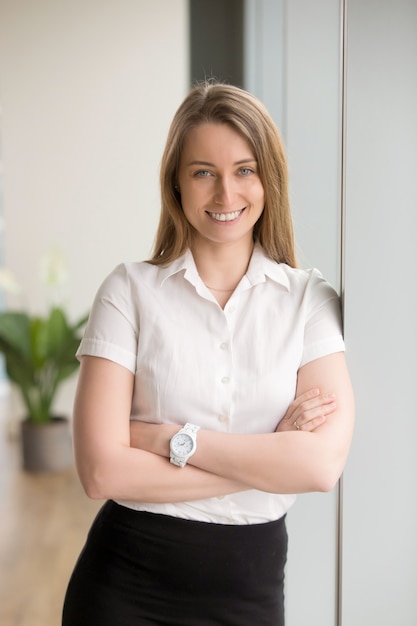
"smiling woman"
61,81,354,626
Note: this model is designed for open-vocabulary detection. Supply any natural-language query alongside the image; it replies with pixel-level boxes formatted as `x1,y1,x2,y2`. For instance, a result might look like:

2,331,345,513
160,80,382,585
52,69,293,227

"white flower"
40,247,69,288
0,268,22,295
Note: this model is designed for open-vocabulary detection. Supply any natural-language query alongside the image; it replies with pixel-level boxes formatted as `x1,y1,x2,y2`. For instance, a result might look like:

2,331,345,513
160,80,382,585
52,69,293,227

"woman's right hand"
276,388,337,433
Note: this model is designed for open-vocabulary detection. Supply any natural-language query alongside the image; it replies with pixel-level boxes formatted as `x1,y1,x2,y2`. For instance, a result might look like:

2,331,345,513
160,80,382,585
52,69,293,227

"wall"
341,0,417,623
0,0,188,416
285,3,343,622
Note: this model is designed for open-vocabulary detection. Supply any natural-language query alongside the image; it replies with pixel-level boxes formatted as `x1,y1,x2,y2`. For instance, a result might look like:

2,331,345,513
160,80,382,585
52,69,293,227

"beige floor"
0,415,102,626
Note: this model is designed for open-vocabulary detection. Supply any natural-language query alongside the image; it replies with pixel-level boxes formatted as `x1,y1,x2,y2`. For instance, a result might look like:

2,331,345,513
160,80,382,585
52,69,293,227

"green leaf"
0,312,32,359
5,352,35,388
30,317,48,368
45,308,70,356
0,307,88,422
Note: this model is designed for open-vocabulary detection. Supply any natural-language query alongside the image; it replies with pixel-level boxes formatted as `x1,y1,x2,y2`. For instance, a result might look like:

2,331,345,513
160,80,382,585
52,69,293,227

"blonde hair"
149,81,297,267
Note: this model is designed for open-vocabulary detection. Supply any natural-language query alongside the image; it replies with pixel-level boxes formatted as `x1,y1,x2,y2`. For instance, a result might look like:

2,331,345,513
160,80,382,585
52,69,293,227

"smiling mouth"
206,209,245,222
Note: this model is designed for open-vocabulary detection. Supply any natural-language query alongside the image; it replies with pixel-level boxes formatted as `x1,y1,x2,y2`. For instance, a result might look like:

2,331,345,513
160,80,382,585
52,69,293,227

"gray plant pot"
21,417,74,472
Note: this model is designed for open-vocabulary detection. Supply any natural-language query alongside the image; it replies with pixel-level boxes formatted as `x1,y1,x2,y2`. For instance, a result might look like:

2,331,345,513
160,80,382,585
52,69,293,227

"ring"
294,420,300,431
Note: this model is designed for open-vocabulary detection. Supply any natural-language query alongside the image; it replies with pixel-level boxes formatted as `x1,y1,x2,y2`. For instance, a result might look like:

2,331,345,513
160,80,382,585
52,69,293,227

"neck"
191,238,254,292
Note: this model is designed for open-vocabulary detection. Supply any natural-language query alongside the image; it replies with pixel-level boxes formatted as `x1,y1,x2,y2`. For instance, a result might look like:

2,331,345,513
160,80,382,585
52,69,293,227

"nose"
214,176,236,206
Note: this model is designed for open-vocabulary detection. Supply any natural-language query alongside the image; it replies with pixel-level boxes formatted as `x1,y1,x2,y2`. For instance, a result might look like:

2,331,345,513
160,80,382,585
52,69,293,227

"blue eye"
239,167,254,176
195,170,211,177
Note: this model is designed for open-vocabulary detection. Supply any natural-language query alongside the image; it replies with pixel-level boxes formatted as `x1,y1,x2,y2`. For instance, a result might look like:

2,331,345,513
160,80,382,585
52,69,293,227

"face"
177,123,265,250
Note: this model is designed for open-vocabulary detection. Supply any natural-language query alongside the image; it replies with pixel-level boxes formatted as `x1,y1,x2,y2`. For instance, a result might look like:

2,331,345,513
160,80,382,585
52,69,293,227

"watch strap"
182,423,200,436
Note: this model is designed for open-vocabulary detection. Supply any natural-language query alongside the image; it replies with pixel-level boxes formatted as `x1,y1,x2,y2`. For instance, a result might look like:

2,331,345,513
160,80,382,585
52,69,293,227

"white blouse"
77,245,345,524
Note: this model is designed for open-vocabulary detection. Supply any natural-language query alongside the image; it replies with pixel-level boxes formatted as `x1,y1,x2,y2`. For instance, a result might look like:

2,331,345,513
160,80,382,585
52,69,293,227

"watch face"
171,433,194,457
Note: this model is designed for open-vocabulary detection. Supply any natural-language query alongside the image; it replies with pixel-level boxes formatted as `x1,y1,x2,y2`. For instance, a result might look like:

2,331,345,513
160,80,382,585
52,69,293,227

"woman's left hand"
276,388,336,433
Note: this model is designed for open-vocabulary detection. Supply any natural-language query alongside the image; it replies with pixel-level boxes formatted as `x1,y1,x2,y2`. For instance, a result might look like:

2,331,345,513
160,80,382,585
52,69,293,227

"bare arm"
189,352,354,493
72,356,249,502
131,352,354,494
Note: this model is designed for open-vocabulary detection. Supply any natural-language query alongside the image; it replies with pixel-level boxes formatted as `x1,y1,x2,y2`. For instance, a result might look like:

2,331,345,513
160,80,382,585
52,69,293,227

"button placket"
217,315,233,428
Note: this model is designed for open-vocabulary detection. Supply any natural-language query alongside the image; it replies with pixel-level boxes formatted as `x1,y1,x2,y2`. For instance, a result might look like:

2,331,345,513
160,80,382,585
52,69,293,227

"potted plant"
0,251,88,471
0,307,88,471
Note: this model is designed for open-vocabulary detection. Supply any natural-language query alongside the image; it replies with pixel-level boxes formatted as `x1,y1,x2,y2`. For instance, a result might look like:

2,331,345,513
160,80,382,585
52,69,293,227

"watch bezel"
170,432,196,458
169,423,200,467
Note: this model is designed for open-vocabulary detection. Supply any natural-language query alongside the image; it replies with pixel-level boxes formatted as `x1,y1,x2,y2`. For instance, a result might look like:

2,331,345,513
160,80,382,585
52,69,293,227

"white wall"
285,2,343,624
0,0,188,417
342,0,417,623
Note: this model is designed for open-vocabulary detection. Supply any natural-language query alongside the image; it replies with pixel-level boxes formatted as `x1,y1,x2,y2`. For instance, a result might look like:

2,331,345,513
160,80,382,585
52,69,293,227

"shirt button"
228,306,236,313
218,414,228,423
219,342,228,350
221,376,230,384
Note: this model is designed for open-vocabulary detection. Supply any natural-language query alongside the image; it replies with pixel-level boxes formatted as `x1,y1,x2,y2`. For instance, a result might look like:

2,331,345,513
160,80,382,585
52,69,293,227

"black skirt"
62,500,288,626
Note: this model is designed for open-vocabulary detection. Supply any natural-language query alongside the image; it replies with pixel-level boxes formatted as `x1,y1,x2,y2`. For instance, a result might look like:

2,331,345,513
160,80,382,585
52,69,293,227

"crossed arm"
73,352,354,502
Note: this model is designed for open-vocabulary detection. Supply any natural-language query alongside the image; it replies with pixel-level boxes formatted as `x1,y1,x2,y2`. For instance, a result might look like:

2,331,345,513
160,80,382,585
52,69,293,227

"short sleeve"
76,264,138,373
300,269,345,368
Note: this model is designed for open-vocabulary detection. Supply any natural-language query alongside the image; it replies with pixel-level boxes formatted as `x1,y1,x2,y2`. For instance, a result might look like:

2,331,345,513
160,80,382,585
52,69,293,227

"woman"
62,82,354,625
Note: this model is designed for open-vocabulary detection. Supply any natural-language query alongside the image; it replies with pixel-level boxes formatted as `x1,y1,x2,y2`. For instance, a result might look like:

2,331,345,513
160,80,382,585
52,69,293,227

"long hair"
149,81,297,267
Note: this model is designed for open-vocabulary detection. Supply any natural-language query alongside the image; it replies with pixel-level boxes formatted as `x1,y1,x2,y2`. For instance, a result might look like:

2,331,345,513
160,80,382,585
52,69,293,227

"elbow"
79,472,108,500
82,478,107,501
314,472,341,493
312,456,347,493
309,435,352,493
76,457,115,500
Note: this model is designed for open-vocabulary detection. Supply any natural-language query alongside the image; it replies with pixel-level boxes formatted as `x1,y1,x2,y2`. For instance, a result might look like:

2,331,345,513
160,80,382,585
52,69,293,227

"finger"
283,388,320,420
286,391,335,422
300,392,336,414
292,388,320,409
296,414,326,432
296,400,336,427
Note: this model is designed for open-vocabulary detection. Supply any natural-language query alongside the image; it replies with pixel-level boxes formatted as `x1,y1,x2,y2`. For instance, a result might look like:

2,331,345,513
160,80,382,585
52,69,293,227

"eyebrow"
185,158,257,167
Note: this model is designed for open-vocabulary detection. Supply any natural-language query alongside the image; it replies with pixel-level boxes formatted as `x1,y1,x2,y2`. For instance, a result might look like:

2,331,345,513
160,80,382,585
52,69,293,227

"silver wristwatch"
169,423,200,467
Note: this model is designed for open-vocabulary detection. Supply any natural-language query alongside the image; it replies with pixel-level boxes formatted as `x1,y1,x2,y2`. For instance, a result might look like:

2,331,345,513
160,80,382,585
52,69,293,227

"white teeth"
209,210,242,222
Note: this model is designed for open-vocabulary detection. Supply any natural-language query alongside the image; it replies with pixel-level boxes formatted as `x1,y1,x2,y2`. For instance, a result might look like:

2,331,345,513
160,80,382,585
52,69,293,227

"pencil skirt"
62,500,288,626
